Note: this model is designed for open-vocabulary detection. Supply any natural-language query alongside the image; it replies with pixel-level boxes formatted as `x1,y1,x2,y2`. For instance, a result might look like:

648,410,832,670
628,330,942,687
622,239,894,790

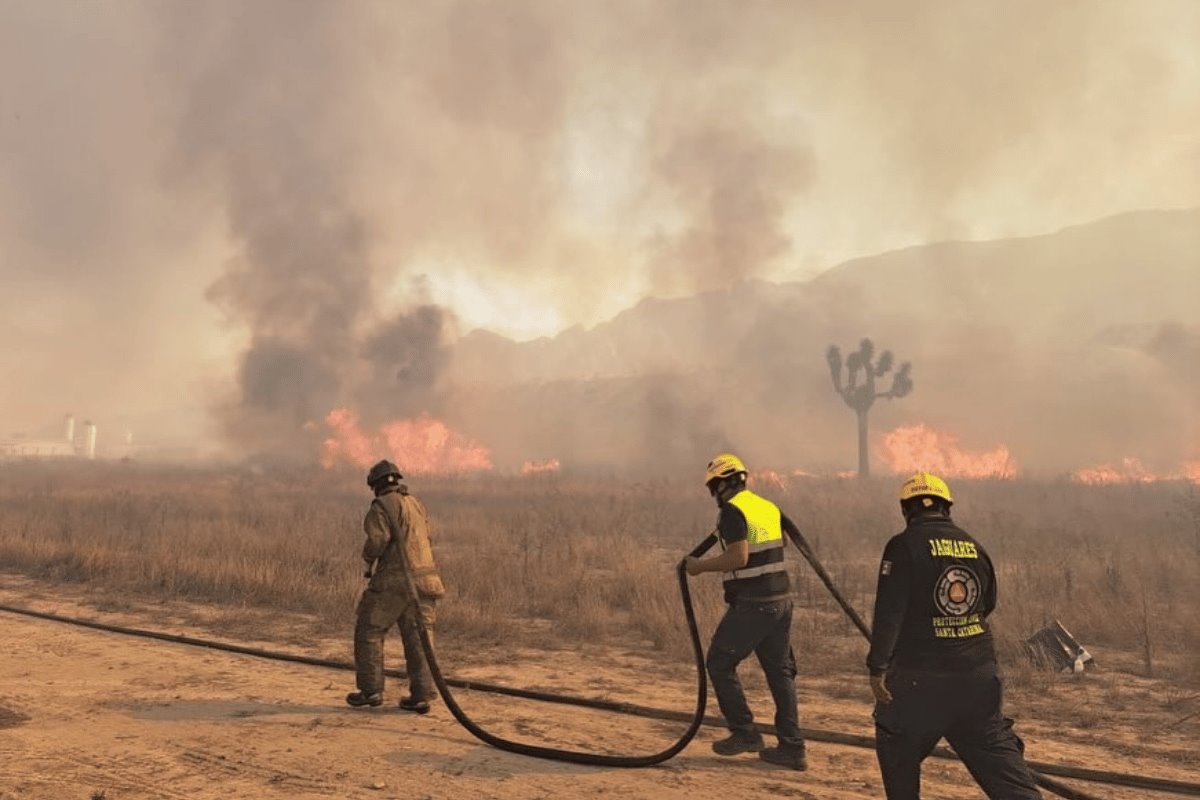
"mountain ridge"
448,207,1200,387
436,208,1198,475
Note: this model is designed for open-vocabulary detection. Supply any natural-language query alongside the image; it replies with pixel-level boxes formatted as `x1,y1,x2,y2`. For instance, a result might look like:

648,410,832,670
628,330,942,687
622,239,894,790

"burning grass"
0,462,1197,689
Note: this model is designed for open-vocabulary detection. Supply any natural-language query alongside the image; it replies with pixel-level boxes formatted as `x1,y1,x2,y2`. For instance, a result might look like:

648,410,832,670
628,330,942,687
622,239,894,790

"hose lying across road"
382,495,1190,800
1,600,1198,797
381,498,717,767
404,519,1102,798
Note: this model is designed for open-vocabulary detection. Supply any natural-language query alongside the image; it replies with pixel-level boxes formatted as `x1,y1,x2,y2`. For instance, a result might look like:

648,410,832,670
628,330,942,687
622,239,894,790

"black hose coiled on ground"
386,491,717,767
2,602,1197,795
385,496,1102,794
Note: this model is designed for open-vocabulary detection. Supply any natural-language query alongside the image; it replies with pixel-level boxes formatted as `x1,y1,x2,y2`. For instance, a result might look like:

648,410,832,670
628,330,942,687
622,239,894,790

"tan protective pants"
353,583,437,699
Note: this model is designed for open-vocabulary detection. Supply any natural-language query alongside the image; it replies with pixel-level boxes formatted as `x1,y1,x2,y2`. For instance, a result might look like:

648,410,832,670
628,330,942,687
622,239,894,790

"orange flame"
879,424,1017,479
320,409,378,468
379,415,493,473
744,468,827,489
321,408,493,473
748,469,788,491
1072,457,1157,485
1073,457,1200,485
521,458,561,475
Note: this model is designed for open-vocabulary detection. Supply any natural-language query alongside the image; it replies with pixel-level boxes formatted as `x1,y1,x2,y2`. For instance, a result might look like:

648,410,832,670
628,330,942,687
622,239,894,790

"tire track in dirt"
2,750,195,800
177,746,344,796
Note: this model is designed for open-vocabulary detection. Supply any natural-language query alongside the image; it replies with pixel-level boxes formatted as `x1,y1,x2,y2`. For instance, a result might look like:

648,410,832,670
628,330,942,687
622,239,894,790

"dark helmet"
366,459,402,488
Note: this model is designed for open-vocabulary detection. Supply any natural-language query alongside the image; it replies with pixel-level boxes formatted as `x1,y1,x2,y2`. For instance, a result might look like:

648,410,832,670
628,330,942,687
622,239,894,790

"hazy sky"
1,1,1198,443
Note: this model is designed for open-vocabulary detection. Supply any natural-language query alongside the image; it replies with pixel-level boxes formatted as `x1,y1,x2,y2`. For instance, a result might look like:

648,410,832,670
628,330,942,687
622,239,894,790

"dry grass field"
2,461,1199,798
1,460,1197,688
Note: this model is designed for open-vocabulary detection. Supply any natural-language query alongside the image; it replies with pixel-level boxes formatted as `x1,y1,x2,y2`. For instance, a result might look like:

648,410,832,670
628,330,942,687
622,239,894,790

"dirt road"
0,576,1194,799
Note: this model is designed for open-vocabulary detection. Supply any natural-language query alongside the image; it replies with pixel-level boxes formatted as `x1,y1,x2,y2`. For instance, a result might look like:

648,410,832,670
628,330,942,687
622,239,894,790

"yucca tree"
826,338,913,477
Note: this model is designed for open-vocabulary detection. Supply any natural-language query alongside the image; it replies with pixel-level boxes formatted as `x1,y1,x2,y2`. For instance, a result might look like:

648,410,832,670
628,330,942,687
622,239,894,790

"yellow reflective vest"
719,490,789,599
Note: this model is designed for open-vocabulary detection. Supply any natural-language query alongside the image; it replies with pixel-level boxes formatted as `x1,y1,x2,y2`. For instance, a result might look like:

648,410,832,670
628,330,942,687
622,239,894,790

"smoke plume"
1,1,1197,469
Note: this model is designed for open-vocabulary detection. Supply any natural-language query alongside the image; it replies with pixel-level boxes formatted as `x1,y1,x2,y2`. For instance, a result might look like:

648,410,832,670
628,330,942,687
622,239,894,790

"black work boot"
759,744,808,770
345,691,383,708
712,731,766,756
398,695,433,714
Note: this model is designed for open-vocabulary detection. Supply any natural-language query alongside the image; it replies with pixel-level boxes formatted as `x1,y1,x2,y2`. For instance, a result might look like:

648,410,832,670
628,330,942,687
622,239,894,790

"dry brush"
0,462,1196,688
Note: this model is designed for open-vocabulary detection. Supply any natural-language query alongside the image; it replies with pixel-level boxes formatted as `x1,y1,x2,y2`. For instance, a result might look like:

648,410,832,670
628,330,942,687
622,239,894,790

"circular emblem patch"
934,566,980,616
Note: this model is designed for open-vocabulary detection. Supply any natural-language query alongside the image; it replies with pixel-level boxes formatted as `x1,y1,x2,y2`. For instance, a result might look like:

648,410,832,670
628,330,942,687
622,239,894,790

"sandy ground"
0,575,1196,800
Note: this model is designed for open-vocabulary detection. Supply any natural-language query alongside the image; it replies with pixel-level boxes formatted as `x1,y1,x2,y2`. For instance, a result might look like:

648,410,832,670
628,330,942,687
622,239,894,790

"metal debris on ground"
1024,620,1096,673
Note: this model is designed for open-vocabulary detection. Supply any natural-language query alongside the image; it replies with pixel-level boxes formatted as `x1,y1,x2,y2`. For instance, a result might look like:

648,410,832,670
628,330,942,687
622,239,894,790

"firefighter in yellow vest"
685,453,808,770
346,460,446,712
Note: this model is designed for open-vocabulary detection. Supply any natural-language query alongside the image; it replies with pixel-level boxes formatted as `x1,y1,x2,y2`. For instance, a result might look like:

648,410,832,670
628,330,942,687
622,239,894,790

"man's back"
716,489,790,603
363,487,444,598
868,514,998,675
868,475,1042,800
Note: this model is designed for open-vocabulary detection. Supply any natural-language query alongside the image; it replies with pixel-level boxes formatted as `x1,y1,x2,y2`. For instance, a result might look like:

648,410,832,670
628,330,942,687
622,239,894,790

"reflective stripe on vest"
721,490,787,584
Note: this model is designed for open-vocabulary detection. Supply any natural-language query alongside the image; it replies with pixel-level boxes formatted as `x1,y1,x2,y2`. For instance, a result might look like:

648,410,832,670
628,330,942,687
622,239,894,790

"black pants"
706,598,804,749
874,667,1041,799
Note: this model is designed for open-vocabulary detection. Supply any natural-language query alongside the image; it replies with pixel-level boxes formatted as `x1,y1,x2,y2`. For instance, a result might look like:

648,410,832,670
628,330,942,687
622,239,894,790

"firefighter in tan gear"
685,453,808,770
346,460,445,712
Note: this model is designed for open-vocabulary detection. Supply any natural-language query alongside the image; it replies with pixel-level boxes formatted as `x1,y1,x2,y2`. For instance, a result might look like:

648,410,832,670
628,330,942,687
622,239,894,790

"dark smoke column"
160,3,380,459
826,338,912,477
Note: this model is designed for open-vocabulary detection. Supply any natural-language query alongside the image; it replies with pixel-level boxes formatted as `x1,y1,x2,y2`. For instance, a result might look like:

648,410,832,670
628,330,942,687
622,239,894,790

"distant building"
0,414,95,460
0,439,78,458
0,414,180,462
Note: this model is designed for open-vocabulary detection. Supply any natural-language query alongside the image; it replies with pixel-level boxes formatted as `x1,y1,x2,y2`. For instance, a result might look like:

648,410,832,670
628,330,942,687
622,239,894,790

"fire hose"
382,495,1112,799
379,494,713,767
380,488,1112,796
1,596,1197,795
1,525,1196,794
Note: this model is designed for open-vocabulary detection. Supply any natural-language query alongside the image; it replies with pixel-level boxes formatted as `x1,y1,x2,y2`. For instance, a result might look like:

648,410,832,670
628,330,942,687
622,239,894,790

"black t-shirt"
866,514,998,675
717,502,749,541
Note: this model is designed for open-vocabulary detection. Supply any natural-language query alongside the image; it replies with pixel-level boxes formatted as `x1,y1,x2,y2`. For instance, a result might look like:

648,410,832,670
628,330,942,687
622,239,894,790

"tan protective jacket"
362,485,446,599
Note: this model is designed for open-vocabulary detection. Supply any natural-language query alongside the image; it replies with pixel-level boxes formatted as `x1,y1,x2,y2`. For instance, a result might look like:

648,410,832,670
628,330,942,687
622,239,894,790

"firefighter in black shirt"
867,472,1041,799
685,453,807,770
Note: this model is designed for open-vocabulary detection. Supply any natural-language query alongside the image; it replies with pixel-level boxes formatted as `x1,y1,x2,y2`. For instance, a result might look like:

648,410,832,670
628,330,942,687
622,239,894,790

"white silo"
83,421,98,460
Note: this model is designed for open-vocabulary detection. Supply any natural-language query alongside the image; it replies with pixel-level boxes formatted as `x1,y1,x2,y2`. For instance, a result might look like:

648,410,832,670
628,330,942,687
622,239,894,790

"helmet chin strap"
712,476,744,503
372,475,401,496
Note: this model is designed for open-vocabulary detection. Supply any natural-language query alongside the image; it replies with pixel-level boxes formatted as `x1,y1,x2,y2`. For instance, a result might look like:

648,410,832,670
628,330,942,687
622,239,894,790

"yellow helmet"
898,471,953,504
705,453,748,485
